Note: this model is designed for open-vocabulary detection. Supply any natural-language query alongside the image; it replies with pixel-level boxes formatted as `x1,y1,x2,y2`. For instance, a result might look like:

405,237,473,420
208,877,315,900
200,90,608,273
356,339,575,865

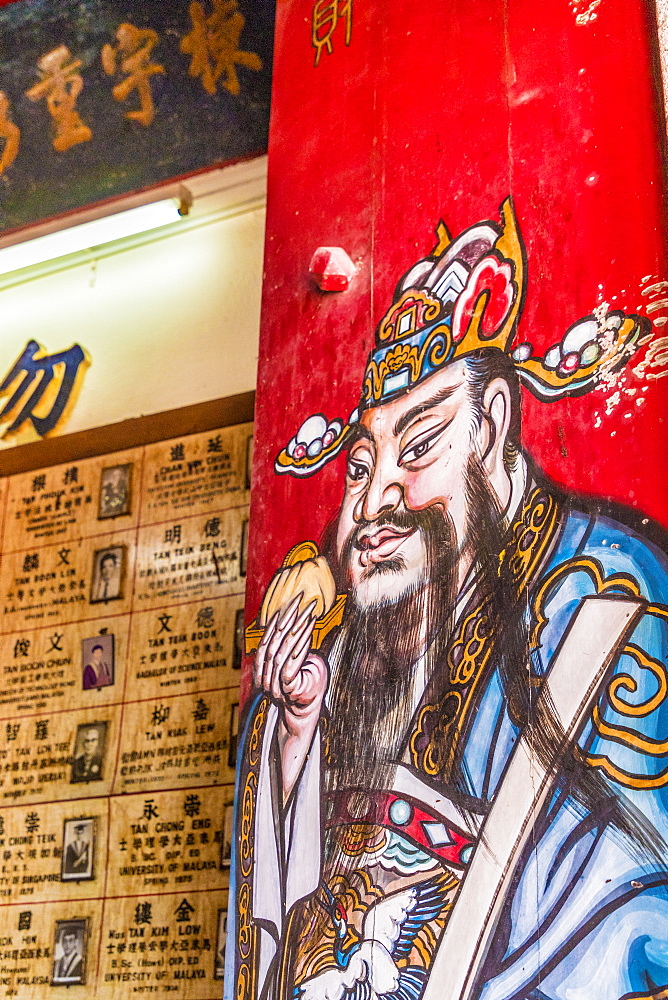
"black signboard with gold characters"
0,0,274,233
0,421,250,997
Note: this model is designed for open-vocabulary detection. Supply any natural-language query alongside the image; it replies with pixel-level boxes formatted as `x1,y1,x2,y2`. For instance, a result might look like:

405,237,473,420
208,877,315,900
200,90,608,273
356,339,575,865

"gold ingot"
245,542,345,654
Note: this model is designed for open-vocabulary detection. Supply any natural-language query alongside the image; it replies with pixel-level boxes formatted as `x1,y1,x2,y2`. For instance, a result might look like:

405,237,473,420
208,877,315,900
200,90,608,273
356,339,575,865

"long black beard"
325,504,457,795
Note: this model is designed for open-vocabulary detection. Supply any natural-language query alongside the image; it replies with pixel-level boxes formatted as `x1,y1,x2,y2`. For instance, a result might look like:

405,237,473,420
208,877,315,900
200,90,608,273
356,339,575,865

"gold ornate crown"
275,198,648,477
362,198,644,407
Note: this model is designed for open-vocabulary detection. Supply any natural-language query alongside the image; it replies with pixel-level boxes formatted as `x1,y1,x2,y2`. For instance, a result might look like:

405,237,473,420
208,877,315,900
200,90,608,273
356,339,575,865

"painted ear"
478,378,511,467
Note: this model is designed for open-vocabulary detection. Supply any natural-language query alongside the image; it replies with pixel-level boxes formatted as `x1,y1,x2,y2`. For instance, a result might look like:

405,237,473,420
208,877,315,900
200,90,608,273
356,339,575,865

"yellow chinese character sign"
101,23,165,127
180,0,263,96
25,45,92,152
0,340,90,443
312,0,353,66
0,1,273,234
0,92,19,175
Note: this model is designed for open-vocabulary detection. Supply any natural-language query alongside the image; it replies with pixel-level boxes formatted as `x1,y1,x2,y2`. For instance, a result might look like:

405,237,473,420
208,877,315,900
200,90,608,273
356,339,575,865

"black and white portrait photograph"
70,722,107,784
98,462,133,519
52,919,88,985
61,818,95,881
214,909,227,980
82,634,114,691
90,545,126,604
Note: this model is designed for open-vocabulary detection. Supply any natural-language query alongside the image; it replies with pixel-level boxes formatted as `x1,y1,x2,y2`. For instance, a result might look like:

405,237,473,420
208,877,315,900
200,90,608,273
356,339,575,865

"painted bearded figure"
230,201,668,1000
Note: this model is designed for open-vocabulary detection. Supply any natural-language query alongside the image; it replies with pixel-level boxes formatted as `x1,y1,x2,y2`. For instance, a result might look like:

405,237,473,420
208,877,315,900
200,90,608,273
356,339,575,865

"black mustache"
348,507,435,551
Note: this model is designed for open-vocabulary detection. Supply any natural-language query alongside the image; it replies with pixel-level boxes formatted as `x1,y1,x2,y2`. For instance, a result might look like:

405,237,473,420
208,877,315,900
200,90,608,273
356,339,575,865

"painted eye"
400,422,450,466
402,435,434,464
347,461,368,481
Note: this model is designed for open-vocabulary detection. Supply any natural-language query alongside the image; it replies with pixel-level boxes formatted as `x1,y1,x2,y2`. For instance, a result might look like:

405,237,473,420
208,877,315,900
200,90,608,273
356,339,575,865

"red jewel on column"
309,246,357,291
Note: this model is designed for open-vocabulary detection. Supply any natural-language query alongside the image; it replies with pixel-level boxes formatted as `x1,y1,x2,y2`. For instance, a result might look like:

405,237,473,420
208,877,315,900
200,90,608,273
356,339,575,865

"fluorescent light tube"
0,198,184,276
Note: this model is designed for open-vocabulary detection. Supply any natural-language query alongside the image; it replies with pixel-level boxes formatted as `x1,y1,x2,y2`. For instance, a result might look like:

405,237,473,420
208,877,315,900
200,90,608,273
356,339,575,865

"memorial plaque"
3,451,140,552
98,890,227,999
0,705,119,807
0,420,249,994
114,689,236,795
0,798,106,905
134,509,246,609
0,616,129,717
0,899,101,998
107,786,229,897
0,530,136,630
128,596,244,700
140,424,252,524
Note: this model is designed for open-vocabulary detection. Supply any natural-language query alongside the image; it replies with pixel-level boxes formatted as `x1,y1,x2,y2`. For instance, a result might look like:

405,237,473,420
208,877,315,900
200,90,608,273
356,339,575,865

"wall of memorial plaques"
0,420,251,997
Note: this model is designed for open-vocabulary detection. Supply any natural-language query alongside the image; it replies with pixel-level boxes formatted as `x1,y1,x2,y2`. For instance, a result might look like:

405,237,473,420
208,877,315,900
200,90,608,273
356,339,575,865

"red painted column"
232,5,668,1000
245,0,668,661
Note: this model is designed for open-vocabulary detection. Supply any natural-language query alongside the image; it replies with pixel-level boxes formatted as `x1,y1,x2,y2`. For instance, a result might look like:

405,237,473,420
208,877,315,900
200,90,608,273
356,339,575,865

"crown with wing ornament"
276,198,648,477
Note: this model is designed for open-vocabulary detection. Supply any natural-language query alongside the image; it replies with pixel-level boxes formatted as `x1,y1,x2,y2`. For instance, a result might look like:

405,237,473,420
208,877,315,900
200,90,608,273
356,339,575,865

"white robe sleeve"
252,704,322,997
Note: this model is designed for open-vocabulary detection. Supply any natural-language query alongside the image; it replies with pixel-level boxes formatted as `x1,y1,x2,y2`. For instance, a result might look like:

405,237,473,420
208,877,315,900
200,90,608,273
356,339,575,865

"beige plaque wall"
0,422,251,997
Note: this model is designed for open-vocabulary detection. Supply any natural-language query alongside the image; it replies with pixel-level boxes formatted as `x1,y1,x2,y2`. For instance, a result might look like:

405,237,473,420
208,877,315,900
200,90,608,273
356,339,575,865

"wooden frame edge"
0,391,255,477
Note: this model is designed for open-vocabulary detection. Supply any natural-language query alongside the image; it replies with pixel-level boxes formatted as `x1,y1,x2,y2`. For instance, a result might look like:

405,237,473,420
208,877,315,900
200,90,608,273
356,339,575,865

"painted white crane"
295,875,451,1000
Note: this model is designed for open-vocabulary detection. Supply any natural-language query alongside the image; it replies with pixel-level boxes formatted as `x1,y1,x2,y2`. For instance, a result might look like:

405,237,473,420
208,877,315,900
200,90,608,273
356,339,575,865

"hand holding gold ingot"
245,541,346,654
249,542,344,801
